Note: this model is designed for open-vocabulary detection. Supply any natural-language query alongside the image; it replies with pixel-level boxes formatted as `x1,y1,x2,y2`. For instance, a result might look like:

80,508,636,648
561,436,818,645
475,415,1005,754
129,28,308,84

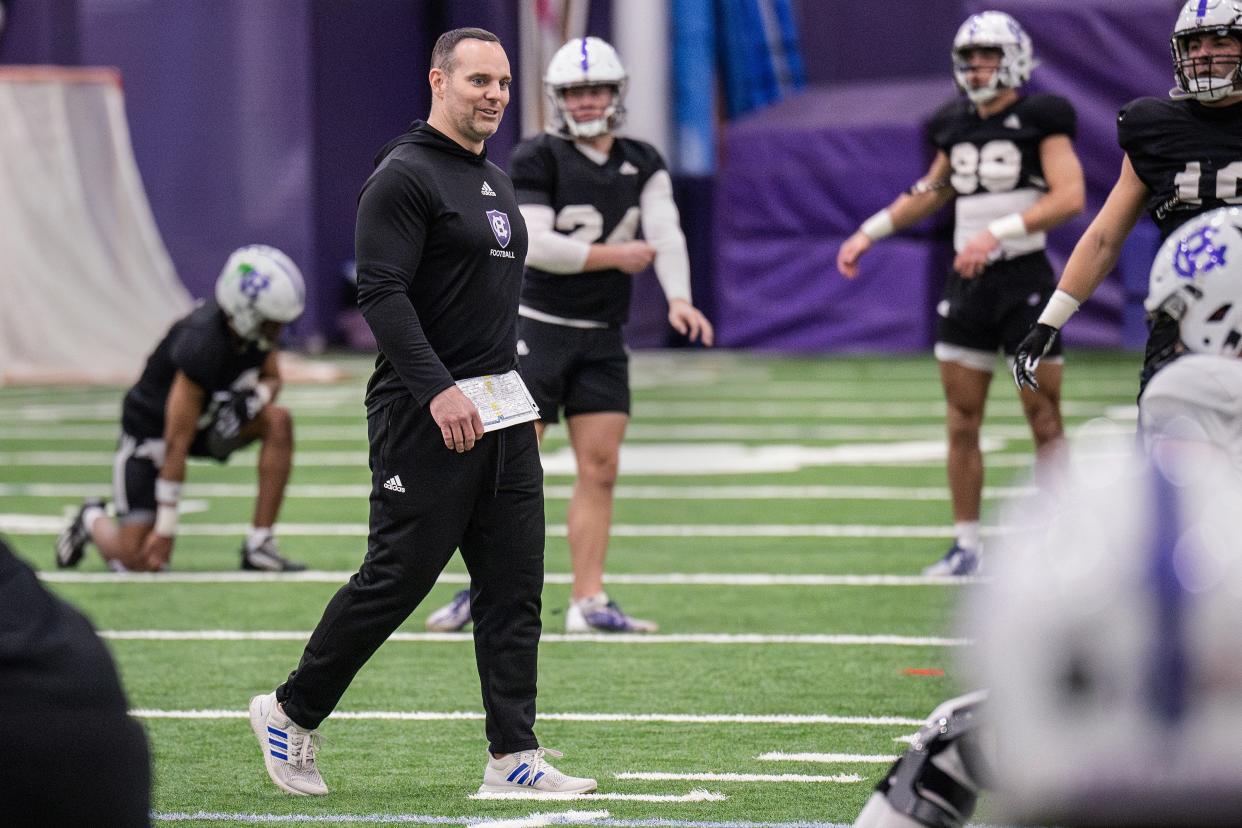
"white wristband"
987,213,1027,240
254,383,273,407
154,504,179,538
155,478,182,506
1037,289,1081,329
860,209,894,241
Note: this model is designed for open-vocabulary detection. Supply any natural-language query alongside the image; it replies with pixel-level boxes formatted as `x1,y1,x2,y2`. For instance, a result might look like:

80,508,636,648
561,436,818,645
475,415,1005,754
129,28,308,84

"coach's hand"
430,386,485,453
1013,323,1059,391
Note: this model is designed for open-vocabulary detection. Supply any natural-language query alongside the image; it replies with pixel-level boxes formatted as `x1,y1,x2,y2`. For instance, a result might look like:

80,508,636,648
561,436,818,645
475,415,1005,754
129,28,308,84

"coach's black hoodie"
356,120,528,414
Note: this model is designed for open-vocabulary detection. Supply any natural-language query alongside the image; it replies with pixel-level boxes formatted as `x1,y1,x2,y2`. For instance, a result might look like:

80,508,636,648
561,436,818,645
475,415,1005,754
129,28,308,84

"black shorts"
113,426,254,523
517,316,630,425
935,252,1064,359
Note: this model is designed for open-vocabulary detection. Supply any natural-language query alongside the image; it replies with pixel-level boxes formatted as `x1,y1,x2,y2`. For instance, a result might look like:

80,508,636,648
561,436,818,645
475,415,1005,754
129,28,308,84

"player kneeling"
55,245,308,572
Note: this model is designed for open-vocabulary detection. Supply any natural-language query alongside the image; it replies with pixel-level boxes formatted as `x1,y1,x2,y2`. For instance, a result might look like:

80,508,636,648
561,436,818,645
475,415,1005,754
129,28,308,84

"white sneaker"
477,747,597,795
249,691,328,796
425,589,472,632
565,592,658,633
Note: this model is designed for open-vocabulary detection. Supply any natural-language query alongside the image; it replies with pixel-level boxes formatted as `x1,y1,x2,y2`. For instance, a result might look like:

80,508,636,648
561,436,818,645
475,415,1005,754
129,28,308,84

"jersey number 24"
555,205,641,243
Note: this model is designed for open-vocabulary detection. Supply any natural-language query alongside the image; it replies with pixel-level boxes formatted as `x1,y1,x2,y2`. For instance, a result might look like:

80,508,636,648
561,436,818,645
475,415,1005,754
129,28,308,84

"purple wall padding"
715,80,953,350
716,0,1181,352
720,236,943,352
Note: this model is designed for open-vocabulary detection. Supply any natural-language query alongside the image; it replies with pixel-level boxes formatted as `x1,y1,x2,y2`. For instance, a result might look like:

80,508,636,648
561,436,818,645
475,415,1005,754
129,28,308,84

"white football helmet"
215,244,305,348
1170,0,1242,102
951,11,1035,105
544,36,627,138
968,442,1242,825
1147,207,1242,356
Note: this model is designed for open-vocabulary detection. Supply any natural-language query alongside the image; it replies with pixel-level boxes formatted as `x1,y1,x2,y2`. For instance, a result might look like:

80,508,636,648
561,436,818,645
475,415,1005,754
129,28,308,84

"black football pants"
278,398,545,753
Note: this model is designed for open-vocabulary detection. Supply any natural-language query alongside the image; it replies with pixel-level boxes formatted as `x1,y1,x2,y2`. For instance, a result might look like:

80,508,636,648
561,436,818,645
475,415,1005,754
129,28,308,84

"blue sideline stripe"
269,749,289,761
506,762,529,783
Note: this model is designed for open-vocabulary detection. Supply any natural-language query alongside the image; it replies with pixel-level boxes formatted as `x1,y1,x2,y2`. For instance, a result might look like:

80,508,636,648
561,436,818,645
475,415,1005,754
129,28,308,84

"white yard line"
0,514,1011,540
473,810,610,828
103,630,968,646
130,709,925,726
472,792,726,803
0,482,1033,501
40,571,980,586
613,773,861,784
755,752,899,764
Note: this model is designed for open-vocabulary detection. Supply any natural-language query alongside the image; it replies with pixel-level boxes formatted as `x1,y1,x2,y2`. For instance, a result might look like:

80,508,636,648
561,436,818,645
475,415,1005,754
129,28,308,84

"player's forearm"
1019,185,1085,234
1056,220,1128,303
885,190,952,232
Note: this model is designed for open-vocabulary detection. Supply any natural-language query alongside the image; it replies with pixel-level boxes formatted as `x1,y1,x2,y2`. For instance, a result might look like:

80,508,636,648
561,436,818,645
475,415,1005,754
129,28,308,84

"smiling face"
428,38,511,152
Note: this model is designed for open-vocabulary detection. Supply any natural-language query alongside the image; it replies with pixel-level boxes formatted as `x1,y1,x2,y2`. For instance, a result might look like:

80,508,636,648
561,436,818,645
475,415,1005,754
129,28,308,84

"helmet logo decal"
580,38,590,72
1173,225,1228,279
486,210,511,248
237,264,272,306
1197,0,1209,20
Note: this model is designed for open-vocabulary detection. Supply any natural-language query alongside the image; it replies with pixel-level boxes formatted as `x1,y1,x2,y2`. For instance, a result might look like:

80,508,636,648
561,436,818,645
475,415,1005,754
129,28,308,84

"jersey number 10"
1175,161,1242,204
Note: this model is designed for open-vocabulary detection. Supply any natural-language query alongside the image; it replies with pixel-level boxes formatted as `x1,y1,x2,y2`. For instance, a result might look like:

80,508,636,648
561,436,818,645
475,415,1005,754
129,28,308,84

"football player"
1140,207,1242,469
55,245,308,573
855,209,1242,828
426,36,713,633
1014,0,1242,394
836,11,1085,575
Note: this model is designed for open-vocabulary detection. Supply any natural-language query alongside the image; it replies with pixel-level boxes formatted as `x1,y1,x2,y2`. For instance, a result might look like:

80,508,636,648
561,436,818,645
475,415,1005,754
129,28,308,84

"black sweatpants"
0,540,151,827
278,397,545,753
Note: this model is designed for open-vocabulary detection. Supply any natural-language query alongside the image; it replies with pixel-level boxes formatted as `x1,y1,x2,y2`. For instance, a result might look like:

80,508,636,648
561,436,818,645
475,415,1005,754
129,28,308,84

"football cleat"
55,498,103,569
477,747,597,796
241,537,307,572
565,592,658,633
249,691,328,796
922,543,981,577
425,589,472,632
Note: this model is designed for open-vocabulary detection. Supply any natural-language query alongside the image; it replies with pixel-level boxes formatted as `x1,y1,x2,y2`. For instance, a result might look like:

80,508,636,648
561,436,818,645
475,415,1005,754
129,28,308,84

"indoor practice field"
0,350,1141,827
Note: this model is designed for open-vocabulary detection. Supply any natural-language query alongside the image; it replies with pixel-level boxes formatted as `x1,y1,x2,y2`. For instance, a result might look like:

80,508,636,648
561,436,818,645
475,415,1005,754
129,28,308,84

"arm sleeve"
354,164,455,406
639,169,692,302
520,204,591,273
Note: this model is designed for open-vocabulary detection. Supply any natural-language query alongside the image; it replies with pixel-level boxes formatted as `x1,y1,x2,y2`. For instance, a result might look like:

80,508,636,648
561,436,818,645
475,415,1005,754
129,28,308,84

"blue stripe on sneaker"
533,771,546,785
517,769,531,785
268,737,288,750
267,726,287,738
270,749,289,761
506,762,529,782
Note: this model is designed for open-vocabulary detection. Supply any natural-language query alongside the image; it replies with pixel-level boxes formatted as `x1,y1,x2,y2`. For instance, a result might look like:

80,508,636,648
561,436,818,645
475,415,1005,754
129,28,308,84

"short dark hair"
432,28,501,75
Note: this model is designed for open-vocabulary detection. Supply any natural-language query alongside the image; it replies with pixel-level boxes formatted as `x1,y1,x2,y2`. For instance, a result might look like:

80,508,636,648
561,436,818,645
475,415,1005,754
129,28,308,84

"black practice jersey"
509,133,666,325
929,94,1076,256
121,300,268,440
356,122,529,413
1118,97,1242,239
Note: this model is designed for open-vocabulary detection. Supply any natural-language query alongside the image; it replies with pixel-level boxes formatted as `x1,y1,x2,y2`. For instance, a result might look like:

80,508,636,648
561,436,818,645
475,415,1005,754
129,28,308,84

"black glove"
1012,323,1059,391
211,388,264,440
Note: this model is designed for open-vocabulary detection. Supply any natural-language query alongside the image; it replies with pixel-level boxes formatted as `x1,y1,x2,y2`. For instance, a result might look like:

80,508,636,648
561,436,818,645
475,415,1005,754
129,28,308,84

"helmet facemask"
953,47,1008,104
550,81,625,138
1170,29,1242,101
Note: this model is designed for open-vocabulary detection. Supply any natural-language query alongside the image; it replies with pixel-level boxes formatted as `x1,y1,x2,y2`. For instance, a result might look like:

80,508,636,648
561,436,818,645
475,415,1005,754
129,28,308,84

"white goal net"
0,67,191,384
